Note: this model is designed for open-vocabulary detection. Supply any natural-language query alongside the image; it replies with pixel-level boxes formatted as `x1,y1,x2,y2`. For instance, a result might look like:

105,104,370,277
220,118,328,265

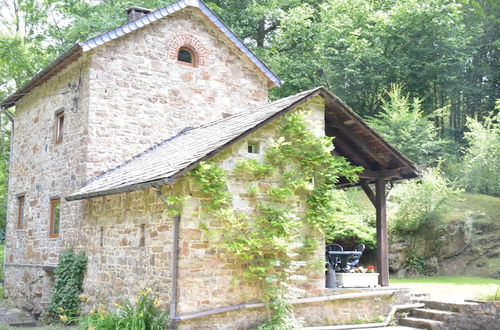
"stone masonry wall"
176,96,327,315
80,184,182,309
80,97,326,320
178,289,412,330
4,55,92,314
85,7,270,179
4,5,272,314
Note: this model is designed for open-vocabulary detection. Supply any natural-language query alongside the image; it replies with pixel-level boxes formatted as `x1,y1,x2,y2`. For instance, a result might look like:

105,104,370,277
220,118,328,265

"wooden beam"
360,180,376,208
332,138,372,168
376,178,389,287
360,168,405,179
329,123,388,167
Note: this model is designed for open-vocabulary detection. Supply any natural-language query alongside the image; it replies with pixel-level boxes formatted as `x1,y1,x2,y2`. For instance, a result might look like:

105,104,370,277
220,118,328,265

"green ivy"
48,250,87,322
188,112,362,327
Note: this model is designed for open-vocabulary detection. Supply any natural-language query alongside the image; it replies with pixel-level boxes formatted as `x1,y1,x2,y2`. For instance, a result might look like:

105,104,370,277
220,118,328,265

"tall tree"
367,85,450,166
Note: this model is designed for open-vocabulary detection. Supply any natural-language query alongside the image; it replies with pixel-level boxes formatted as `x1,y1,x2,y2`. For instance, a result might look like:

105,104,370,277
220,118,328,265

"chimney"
125,6,152,22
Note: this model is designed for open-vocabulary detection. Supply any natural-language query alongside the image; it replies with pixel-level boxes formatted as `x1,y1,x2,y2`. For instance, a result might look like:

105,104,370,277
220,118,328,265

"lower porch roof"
66,86,419,201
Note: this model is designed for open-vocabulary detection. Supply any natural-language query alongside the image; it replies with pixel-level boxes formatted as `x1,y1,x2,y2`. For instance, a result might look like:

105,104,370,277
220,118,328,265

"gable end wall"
86,7,269,178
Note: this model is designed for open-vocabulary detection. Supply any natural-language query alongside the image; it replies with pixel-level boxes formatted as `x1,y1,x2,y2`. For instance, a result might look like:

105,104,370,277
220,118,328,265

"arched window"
177,47,196,66
169,35,206,66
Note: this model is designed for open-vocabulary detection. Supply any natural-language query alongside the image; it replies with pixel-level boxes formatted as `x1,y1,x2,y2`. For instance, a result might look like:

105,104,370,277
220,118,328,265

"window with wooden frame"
55,111,64,144
17,195,25,229
177,47,196,67
49,199,61,238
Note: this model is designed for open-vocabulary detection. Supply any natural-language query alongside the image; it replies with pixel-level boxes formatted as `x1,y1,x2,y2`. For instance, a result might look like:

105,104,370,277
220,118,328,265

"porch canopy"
321,91,420,286
66,86,419,286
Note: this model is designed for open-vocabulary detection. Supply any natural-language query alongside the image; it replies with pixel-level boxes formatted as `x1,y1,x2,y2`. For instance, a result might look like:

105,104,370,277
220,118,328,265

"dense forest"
0,0,498,230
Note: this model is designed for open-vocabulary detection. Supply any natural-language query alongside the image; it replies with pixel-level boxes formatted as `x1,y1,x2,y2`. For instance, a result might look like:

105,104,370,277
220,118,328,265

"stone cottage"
1,0,419,328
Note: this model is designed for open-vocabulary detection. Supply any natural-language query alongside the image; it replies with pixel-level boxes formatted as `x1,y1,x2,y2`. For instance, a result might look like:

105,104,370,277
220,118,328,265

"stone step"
412,308,460,322
399,317,444,330
411,293,431,300
414,300,480,313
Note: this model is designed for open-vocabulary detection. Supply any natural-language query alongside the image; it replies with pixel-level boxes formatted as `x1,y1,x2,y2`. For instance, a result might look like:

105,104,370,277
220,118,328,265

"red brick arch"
169,34,207,66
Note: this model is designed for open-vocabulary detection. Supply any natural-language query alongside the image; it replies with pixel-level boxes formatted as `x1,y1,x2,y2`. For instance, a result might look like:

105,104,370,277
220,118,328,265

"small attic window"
248,142,260,154
177,47,196,66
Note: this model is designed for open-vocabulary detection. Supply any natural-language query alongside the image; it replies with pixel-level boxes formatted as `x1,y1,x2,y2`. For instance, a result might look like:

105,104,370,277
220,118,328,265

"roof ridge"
0,0,282,108
79,0,281,86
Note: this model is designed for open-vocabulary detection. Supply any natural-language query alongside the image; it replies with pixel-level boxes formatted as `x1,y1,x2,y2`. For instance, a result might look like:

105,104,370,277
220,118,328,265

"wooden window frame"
55,111,64,144
49,199,61,238
17,195,25,229
177,47,197,67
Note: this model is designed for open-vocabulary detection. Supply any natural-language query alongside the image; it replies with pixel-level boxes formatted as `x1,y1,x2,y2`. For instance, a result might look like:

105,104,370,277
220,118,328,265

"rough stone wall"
446,301,499,330
177,289,412,330
80,97,326,317
176,96,327,315
4,5,272,314
80,185,182,309
85,7,270,179
3,55,91,314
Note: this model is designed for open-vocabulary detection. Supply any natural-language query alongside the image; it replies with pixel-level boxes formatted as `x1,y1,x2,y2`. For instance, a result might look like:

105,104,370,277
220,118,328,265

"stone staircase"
398,296,499,330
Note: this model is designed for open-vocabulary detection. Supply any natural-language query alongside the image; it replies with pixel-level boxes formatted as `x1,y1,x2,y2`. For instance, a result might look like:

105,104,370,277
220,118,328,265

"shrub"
324,190,376,249
48,250,87,321
389,167,461,253
77,289,168,330
402,251,425,274
461,111,500,197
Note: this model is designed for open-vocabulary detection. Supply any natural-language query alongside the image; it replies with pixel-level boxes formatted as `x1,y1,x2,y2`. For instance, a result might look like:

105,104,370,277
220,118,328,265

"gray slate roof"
66,88,320,201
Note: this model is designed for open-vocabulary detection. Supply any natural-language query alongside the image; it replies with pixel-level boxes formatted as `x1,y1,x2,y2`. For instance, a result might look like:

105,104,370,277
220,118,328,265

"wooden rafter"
328,123,389,167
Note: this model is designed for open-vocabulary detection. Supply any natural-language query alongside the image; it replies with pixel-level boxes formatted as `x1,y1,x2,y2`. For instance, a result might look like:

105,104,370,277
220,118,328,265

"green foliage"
48,250,87,321
389,167,461,254
476,287,500,302
367,85,451,166
324,190,376,249
255,296,302,330
189,162,231,213
77,289,168,330
233,159,274,179
189,112,361,326
460,111,500,197
402,252,425,274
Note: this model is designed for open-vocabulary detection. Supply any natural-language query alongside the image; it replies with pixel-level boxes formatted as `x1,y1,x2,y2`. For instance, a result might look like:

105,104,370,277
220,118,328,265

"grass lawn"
390,276,500,301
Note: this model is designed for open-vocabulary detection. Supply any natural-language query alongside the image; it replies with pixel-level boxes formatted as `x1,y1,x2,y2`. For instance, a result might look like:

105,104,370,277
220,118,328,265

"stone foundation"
177,288,412,329
3,266,54,316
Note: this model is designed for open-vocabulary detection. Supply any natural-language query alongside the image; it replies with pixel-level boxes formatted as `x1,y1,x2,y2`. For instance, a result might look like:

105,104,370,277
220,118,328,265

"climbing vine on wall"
188,112,362,328
48,250,87,322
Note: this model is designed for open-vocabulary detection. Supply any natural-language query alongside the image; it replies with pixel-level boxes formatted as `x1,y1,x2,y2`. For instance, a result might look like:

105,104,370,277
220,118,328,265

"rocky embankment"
389,195,500,278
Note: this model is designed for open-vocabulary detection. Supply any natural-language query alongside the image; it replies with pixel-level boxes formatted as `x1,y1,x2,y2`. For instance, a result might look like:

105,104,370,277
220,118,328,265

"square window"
247,142,260,154
17,195,25,229
55,112,64,144
50,199,61,238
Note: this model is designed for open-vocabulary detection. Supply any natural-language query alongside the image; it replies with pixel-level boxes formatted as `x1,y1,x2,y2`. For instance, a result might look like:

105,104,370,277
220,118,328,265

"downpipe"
154,187,180,330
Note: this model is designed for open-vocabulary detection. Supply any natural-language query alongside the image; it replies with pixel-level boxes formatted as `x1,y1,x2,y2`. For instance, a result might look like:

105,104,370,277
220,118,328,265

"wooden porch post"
375,178,389,286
